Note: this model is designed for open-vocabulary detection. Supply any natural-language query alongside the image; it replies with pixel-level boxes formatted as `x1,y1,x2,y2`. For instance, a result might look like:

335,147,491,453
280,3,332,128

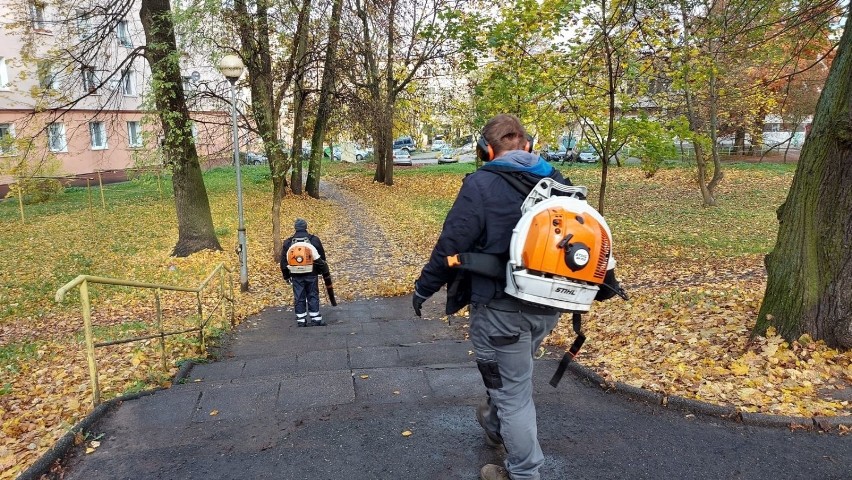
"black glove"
412,293,426,316
412,284,429,317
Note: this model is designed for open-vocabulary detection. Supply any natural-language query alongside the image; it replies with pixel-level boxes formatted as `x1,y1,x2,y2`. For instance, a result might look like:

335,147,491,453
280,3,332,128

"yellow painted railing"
55,263,235,406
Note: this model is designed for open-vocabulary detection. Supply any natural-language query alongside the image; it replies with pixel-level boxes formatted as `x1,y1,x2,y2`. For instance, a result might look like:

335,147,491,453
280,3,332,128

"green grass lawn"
0,161,796,333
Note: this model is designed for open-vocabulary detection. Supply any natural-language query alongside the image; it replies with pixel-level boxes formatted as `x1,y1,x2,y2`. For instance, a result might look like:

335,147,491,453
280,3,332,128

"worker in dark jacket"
412,114,568,480
281,218,327,327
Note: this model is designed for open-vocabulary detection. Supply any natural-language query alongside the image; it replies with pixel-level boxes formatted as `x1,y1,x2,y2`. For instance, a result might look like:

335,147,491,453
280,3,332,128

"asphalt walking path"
57,291,852,480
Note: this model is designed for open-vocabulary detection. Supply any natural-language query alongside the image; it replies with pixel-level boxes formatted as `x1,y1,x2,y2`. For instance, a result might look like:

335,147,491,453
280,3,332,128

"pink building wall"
0,0,235,183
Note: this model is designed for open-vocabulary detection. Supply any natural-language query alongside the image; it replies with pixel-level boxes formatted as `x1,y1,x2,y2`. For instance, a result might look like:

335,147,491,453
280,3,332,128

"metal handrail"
55,263,235,406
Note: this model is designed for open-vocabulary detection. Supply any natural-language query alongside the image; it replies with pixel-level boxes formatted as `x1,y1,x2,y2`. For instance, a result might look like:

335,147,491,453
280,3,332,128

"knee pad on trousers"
477,360,503,389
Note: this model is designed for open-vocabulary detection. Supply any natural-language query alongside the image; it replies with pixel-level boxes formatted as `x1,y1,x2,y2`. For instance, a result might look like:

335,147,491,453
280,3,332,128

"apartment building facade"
0,0,232,184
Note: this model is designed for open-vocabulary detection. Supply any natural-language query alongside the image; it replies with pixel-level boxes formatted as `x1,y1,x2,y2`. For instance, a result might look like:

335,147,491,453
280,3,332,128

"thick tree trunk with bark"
372,0,396,186
140,0,221,257
289,0,311,195
756,11,852,349
373,122,388,182
306,0,343,198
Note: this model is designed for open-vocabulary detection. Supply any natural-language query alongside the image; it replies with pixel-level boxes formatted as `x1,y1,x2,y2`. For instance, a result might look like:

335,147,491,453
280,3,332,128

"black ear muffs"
477,135,494,162
524,133,534,153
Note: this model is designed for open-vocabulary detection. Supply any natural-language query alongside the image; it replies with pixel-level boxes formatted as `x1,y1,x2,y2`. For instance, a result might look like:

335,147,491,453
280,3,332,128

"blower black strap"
447,252,504,278
549,312,585,387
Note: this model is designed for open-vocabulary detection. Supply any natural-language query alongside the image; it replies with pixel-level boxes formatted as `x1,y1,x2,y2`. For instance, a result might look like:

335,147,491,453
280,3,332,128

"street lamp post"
218,54,249,292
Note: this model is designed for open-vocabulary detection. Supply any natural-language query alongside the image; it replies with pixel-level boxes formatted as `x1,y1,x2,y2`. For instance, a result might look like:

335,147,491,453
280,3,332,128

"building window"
76,10,92,40
0,123,15,155
0,57,9,89
47,122,67,152
30,2,48,31
117,19,132,47
38,60,56,90
82,65,97,93
127,121,142,147
89,121,107,149
121,69,135,96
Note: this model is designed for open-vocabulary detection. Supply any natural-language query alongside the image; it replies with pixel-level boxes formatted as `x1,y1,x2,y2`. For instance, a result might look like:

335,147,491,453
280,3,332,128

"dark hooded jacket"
415,151,570,313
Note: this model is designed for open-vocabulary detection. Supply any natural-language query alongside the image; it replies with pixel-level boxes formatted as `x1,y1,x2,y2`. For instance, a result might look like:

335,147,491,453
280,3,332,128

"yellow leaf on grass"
130,351,145,367
729,362,749,376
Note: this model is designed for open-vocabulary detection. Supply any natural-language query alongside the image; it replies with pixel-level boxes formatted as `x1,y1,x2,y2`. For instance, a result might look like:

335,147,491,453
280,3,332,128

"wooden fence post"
16,183,25,223
97,171,105,209
86,178,93,216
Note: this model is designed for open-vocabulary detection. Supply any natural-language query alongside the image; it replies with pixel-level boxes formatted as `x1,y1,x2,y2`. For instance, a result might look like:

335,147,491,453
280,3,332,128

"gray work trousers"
469,301,560,480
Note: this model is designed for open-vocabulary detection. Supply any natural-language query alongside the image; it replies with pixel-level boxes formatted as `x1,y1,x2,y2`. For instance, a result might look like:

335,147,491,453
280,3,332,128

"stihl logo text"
555,287,577,295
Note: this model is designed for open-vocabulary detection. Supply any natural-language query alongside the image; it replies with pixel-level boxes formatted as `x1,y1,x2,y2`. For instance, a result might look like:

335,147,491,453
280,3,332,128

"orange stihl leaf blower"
504,178,616,311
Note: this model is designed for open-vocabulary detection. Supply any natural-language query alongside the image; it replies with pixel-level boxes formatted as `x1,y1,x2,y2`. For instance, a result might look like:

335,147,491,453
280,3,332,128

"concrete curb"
568,361,850,433
16,365,193,480
566,361,607,387
739,412,813,429
613,381,665,406
666,395,738,419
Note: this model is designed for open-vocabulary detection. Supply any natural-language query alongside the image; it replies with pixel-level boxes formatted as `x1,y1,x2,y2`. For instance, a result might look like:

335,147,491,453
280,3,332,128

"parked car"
431,139,447,151
540,146,570,163
437,146,457,164
393,136,416,153
354,147,370,161
392,148,412,166
239,151,268,165
577,145,600,163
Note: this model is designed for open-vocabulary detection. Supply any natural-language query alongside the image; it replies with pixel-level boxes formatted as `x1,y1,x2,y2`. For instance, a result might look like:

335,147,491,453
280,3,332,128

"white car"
438,146,457,164
431,139,447,151
392,148,412,166
354,148,370,161
577,146,600,163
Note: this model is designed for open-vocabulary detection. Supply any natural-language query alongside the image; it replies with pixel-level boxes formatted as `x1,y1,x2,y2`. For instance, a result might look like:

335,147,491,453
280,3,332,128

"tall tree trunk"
756,10,852,349
734,127,746,155
290,80,307,194
372,118,388,183
235,0,288,261
706,68,724,199
679,0,718,207
373,0,396,186
140,0,221,256
382,98,395,186
289,0,311,195
306,0,343,198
